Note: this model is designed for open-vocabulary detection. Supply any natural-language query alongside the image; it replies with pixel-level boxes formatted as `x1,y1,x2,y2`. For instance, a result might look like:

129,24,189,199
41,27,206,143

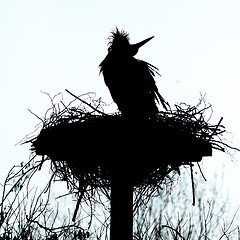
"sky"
0,0,240,207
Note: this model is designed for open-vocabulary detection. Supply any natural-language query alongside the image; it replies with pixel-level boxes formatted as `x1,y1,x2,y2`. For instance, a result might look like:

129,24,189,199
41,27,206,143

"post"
110,168,133,240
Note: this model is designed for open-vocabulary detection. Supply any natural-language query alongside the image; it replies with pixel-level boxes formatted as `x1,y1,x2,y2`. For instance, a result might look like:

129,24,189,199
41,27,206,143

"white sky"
0,0,240,206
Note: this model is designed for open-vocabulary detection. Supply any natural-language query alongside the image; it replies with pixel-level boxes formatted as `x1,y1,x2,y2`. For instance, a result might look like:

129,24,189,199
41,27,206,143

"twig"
162,225,185,239
190,165,195,206
72,187,86,222
27,109,44,123
208,117,223,140
197,163,207,182
28,218,84,232
65,89,107,116
219,205,240,240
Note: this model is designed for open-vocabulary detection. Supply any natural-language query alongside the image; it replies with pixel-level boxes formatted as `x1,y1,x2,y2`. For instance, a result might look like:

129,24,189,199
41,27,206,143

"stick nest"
21,90,234,209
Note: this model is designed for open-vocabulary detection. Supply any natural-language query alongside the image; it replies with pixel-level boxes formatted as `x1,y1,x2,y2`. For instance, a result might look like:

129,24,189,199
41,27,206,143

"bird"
99,27,169,119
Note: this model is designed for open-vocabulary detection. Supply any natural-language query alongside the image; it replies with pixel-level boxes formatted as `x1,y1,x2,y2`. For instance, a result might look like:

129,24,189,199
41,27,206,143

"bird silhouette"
99,27,169,119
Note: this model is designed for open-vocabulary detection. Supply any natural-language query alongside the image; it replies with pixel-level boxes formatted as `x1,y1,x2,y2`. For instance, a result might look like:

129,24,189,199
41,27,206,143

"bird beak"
132,36,154,49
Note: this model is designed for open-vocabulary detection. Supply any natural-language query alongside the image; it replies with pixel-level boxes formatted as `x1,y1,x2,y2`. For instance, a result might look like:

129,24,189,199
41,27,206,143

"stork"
99,27,169,119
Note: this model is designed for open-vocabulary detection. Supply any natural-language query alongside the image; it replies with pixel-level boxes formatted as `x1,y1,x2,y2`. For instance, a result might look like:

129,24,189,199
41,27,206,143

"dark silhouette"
18,28,231,240
99,28,169,119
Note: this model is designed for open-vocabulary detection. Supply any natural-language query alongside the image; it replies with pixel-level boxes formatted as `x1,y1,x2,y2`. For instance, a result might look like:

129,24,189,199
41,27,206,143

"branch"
190,164,195,206
65,89,107,116
208,117,223,140
162,225,185,239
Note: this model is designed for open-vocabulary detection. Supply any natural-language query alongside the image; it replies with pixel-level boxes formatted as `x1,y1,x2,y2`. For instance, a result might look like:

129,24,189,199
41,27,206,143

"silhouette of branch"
197,162,207,181
27,109,44,123
14,91,240,239
219,206,240,240
65,89,107,116
190,164,195,206
161,225,185,239
208,117,223,140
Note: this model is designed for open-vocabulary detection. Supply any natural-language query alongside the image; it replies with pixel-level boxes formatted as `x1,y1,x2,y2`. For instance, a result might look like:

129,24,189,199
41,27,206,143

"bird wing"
100,54,170,115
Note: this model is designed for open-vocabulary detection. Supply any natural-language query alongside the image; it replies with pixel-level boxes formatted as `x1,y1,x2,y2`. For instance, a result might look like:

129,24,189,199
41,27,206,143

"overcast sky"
0,0,240,204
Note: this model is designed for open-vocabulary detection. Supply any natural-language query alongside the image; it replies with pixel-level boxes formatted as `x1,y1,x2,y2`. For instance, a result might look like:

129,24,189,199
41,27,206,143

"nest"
22,90,233,211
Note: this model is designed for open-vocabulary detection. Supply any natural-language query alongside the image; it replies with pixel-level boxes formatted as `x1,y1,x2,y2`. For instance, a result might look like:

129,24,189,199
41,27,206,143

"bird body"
100,28,168,119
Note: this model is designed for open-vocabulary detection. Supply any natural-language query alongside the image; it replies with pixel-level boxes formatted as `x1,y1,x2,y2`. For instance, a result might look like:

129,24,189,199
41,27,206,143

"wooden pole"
110,168,133,240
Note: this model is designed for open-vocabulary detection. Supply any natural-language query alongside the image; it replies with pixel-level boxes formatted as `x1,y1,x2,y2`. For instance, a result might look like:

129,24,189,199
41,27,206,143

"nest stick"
65,89,107,116
190,165,195,206
208,117,223,140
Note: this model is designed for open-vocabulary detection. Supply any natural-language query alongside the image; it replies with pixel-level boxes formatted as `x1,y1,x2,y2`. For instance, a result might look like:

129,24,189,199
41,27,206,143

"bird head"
107,27,154,57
